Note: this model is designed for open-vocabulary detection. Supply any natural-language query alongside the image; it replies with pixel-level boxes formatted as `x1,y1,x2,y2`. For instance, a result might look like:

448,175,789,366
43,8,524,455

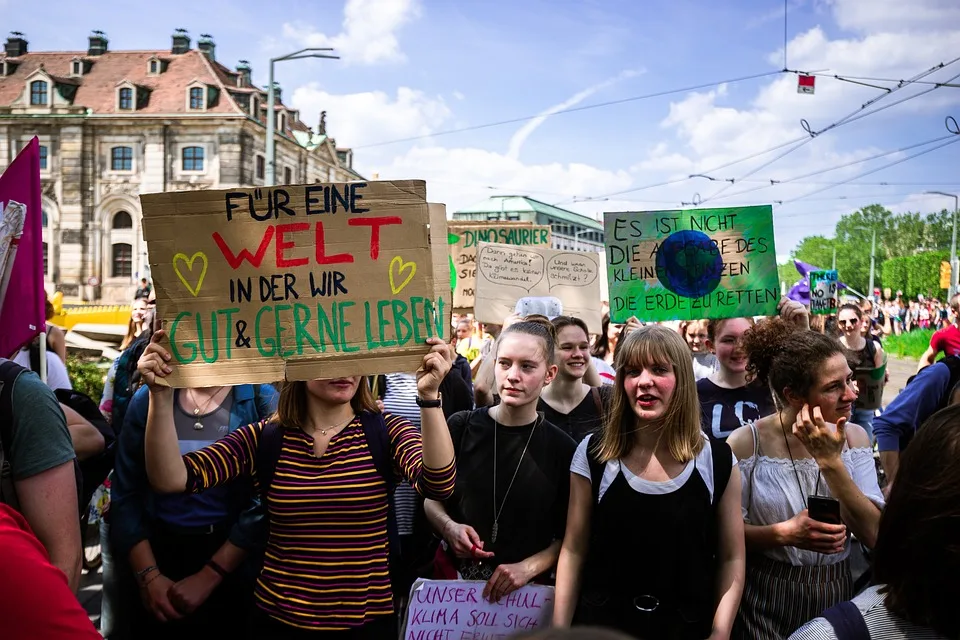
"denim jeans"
851,408,875,445
99,518,131,639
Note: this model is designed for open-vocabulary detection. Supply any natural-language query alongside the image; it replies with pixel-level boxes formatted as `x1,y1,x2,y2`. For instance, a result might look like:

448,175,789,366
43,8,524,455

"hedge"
880,250,949,299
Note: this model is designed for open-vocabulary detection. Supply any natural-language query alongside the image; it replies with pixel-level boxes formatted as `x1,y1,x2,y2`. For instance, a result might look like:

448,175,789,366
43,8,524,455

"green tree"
790,235,836,272
833,204,895,293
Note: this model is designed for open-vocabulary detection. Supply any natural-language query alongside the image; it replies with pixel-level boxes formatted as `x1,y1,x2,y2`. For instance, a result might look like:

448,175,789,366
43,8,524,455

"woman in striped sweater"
137,332,457,638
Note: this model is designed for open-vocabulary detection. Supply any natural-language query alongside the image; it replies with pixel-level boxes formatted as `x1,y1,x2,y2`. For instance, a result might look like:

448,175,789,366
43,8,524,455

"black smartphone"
808,496,842,525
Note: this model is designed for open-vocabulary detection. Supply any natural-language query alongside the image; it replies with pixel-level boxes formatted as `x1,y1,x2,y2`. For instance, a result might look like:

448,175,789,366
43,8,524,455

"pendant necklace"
491,407,540,544
187,387,224,431
309,414,356,458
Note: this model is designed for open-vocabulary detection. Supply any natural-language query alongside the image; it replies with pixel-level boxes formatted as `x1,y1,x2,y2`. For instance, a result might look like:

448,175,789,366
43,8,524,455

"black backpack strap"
822,600,870,640
586,436,605,505
255,421,284,509
359,411,395,493
0,361,25,508
710,438,733,509
28,343,40,375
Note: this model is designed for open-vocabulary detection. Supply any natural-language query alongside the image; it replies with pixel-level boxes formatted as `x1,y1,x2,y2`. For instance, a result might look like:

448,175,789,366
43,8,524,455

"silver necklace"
187,388,224,431
491,408,540,544
316,413,355,437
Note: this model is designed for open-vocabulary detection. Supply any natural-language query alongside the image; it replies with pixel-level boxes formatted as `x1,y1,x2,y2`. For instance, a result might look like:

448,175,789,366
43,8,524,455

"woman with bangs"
726,309,884,639
554,325,745,639
137,332,457,638
539,316,612,443
698,318,774,443
426,320,577,603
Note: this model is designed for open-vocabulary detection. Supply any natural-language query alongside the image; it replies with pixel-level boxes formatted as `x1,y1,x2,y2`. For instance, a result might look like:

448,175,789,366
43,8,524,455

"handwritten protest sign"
604,205,778,322
855,353,887,410
404,579,554,639
140,181,450,387
472,242,602,333
809,269,839,315
449,222,551,310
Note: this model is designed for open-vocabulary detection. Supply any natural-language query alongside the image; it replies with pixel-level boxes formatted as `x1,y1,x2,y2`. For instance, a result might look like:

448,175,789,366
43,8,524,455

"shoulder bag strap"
709,440,733,509
822,600,870,640
0,361,25,509
745,421,761,521
360,411,395,494
255,421,284,508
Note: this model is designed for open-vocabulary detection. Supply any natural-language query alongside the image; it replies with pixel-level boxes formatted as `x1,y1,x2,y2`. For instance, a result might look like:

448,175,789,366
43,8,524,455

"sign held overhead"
140,180,451,387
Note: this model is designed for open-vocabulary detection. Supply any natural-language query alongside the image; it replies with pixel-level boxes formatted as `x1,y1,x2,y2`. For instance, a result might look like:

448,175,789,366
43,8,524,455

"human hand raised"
417,338,453,398
793,404,846,468
137,330,173,390
778,297,810,331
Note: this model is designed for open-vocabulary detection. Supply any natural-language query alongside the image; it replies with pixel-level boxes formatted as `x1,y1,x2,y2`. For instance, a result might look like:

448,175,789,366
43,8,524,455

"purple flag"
0,138,45,358
788,260,848,305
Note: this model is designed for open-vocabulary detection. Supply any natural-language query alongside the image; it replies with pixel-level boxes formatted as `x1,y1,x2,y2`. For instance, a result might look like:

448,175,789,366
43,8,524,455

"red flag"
797,75,816,94
0,137,45,358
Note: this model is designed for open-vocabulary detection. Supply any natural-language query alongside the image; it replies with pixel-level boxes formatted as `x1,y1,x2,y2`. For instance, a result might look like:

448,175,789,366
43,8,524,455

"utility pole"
265,48,338,186
868,228,876,301
926,191,959,299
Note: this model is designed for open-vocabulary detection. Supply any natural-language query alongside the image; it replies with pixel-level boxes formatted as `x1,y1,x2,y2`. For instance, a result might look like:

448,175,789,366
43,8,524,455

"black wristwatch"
416,393,442,408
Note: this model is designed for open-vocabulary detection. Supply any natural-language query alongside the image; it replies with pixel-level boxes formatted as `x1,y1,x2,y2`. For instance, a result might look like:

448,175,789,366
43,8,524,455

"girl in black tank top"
553,325,745,639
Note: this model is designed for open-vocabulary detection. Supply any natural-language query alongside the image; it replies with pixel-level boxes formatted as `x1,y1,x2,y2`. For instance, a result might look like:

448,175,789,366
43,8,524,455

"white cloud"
452,91,466,101
827,0,960,33
506,69,641,161
290,84,451,149
281,0,421,65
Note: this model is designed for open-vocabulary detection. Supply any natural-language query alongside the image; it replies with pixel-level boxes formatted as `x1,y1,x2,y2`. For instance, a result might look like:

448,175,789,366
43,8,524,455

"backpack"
822,600,870,640
110,333,153,432
0,361,85,516
254,412,402,587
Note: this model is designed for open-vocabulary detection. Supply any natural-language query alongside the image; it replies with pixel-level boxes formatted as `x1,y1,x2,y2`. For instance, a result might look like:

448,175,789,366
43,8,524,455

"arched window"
112,243,132,278
118,87,133,110
112,211,133,229
41,209,48,228
182,146,204,171
111,146,133,171
189,86,204,110
30,80,48,105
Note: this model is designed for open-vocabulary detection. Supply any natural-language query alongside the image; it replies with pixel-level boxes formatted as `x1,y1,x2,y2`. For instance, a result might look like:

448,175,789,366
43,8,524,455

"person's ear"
705,338,716,354
543,363,559,387
782,385,805,410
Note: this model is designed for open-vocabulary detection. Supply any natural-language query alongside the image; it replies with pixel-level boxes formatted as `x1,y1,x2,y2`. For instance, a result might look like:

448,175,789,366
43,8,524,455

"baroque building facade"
0,30,361,302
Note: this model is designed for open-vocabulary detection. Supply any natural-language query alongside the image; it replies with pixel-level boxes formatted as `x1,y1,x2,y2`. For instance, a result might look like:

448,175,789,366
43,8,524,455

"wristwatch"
416,392,442,408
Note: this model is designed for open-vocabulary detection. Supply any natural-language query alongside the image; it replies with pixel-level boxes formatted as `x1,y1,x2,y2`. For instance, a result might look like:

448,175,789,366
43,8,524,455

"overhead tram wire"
352,70,784,150
696,57,960,205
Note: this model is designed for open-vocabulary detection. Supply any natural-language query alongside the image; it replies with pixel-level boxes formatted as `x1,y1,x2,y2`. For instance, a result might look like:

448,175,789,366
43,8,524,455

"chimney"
270,82,282,103
5,31,27,57
198,33,215,62
171,28,191,55
88,30,108,56
236,60,251,87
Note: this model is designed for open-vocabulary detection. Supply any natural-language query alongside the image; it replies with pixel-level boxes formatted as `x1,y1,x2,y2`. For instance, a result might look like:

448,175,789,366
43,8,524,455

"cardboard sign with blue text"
403,579,554,639
809,269,839,315
140,181,451,387
472,242,602,333
604,205,778,322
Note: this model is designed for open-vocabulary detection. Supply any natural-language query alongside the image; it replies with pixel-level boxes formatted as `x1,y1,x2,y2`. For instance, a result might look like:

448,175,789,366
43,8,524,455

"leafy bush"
66,356,108,402
881,251,949,299
883,329,933,359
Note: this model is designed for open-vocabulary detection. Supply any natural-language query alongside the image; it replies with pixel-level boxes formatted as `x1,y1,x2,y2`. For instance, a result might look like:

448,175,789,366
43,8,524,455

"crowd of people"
1,280,958,640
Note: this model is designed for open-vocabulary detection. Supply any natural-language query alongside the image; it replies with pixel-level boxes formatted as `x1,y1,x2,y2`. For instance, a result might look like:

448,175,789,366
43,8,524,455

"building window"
112,211,133,229
112,243,132,278
72,60,82,76
256,155,265,180
284,167,292,184
188,86,204,110
42,210,48,227
111,146,133,171
42,242,48,276
251,95,258,118
182,146,204,171
118,87,133,110
38,145,48,170
149,59,159,74
30,80,48,105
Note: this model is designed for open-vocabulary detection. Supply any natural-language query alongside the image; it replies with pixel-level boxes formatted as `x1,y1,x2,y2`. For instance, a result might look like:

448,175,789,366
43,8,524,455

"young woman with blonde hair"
554,324,745,639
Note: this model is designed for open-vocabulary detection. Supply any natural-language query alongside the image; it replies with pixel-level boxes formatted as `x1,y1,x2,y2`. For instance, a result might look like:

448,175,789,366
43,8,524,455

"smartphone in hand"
808,496,842,525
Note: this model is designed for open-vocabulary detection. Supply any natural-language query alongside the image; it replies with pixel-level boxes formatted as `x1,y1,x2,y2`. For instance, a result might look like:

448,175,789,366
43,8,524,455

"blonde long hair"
593,324,704,464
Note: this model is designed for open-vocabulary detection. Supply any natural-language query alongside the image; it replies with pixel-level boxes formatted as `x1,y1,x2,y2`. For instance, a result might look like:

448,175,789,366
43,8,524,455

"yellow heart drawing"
173,252,208,297
389,256,417,294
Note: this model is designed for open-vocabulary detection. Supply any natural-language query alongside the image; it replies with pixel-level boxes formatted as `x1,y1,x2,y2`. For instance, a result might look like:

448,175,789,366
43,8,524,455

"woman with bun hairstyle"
554,324,745,639
726,302,884,640
698,318,774,443
425,320,577,603
539,316,612,443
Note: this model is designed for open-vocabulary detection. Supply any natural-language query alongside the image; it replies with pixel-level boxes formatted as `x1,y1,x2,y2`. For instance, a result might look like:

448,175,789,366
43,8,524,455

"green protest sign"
604,205,778,322
809,269,839,315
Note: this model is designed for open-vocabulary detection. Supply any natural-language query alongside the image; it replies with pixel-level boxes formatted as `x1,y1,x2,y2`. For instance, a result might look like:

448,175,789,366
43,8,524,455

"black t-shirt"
446,408,577,572
697,378,774,442
537,385,612,443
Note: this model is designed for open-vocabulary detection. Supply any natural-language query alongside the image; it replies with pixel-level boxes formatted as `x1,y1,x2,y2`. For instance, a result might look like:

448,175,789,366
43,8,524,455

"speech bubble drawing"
546,253,598,291
477,245,545,292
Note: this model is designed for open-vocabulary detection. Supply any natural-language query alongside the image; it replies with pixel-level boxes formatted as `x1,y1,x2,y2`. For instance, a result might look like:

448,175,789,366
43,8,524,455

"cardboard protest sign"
404,579,553,638
604,205,778,322
809,269,839,315
472,242,602,333
449,221,551,310
140,181,451,387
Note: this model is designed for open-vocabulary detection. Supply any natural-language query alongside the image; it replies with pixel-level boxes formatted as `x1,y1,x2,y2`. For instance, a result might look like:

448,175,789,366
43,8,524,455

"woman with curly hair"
726,301,884,639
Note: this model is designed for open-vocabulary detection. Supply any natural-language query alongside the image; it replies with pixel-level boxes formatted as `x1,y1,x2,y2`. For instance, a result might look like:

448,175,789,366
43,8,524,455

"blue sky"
6,0,960,258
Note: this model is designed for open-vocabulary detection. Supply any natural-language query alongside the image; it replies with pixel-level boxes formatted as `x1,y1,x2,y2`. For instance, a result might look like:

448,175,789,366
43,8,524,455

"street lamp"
850,226,878,300
925,191,959,299
266,48,339,186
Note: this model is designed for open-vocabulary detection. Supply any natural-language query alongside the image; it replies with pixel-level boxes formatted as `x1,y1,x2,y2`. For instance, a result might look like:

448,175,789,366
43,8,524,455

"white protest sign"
404,579,554,640
473,242,602,333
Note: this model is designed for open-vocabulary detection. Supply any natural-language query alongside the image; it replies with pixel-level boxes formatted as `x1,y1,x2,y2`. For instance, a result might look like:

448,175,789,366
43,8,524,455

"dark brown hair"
274,379,379,429
500,318,557,365
551,315,589,340
706,317,755,342
837,303,863,320
740,317,848,403
592,313,613,360
873,403,960,637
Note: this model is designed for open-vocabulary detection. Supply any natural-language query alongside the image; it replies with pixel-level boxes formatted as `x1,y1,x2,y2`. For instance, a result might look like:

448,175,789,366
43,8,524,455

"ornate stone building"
0,30,362,302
